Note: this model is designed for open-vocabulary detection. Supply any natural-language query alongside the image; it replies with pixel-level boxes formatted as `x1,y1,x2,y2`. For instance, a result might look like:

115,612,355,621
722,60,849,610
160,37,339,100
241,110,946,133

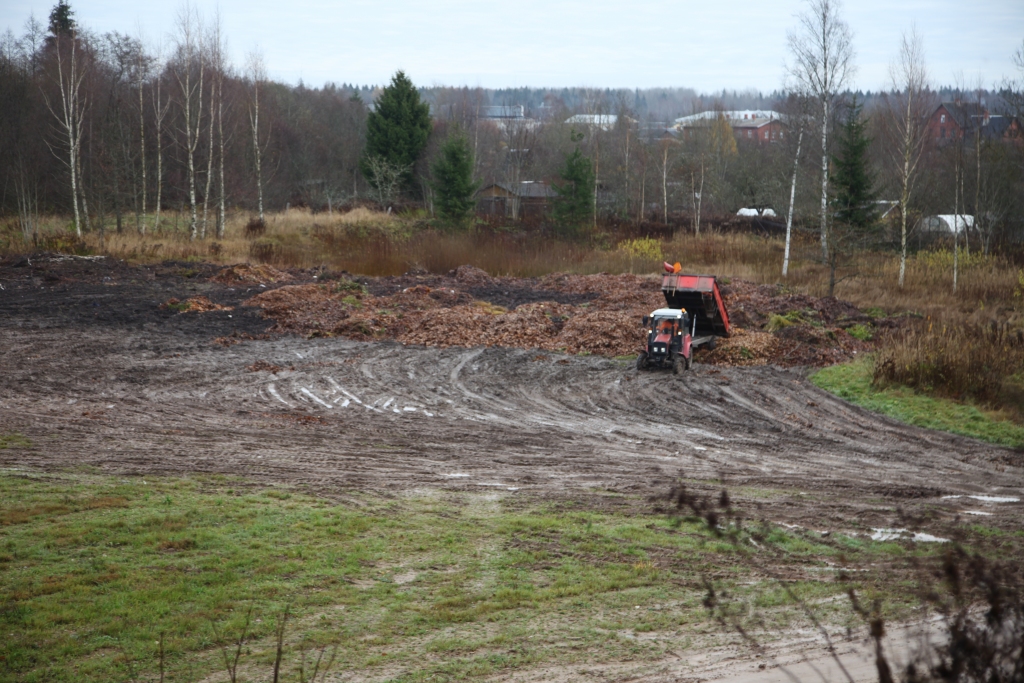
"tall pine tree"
552,131,595,236
48,1,76,36
831,97,877,231
825,97,878,295
360,71,431,194
431,130,478,227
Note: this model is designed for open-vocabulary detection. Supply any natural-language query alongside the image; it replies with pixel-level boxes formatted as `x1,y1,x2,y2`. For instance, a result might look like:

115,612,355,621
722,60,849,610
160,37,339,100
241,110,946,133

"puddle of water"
942,495,1019,503
871,528,949,543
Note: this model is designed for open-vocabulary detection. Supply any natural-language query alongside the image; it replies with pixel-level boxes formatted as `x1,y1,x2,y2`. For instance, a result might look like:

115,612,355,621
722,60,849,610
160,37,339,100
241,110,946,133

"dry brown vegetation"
875,316,1024,418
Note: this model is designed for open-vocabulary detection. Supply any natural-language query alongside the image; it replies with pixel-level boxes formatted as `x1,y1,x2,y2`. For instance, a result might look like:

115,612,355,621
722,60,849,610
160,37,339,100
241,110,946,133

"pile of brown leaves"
721,280,867,329
241,269,875,366
162,296,233,313
211,263,292,285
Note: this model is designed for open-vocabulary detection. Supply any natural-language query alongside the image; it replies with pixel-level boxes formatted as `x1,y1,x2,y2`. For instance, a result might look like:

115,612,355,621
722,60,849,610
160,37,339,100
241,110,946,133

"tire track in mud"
3,325,1022,523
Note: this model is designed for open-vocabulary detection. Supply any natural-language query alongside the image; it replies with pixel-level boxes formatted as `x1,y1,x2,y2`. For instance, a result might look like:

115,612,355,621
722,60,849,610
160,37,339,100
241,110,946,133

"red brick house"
927,101,1022,144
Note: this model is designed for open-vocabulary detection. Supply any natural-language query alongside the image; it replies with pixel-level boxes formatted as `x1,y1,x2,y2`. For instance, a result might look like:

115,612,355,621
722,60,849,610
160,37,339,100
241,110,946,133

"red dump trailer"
636,268,731,373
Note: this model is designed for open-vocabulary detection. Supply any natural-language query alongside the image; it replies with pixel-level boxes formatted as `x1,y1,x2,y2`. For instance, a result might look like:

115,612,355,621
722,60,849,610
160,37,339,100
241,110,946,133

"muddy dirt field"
4,254,1024,682
2,254,1022,542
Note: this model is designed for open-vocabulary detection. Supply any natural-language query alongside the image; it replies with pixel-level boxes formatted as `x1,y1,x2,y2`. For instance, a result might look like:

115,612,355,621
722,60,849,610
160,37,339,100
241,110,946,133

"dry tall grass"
4,209,1021,313
875,315,1024,417
1,208,800,278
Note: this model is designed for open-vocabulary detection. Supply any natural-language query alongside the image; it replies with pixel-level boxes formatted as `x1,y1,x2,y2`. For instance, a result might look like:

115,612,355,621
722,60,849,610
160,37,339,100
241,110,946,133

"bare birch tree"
134,31,151,234
215,24,227,238
691,154,704,236
952,81,964,294
786,0,855,263
42,30,88,236
247,48,267,223
658,138,675,224
783,126,804,277
151,61,170,233
172,4,205,240
201,16,223,239
882,28,930,287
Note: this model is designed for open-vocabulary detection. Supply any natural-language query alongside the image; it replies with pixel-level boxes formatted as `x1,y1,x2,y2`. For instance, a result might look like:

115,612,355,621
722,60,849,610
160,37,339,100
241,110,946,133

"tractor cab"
637,308,692,373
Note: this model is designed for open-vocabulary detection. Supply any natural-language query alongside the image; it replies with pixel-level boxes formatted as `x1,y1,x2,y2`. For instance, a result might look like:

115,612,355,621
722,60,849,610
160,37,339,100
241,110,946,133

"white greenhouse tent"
918,215,974,235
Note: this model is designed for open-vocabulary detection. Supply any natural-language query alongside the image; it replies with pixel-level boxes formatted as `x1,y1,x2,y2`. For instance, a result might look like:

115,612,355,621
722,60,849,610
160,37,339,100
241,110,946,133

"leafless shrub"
665,482,1024,683
244,216,266,239
271,606,289,683
298,640,338,683
210,602,254,683
249,238,280,264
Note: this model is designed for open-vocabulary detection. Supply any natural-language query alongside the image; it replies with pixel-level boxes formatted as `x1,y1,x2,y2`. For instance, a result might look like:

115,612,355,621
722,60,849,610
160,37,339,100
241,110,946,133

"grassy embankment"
812,356,1024,449
1,469,947,683
810,250,1024,447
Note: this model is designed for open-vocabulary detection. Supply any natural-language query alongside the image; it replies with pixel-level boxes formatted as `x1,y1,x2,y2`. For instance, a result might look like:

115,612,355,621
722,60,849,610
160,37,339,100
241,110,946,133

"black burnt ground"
1,255,272,340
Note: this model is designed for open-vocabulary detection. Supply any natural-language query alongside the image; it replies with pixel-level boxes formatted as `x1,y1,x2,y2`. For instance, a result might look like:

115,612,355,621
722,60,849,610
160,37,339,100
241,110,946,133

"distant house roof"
984,115,1015,139
932,102,1020,140
675,110,782,126
565,114,620,129
936,101,986,130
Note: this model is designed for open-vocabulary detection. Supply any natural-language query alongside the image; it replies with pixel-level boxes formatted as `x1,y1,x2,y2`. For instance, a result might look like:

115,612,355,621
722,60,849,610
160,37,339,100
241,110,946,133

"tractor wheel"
684,352,693,371
635,352,648,370
672,356,683,375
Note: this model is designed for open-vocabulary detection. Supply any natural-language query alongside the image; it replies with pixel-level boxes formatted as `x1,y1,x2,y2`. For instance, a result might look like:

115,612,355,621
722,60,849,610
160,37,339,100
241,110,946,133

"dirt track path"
2,256,1022,531
2,318,1022,533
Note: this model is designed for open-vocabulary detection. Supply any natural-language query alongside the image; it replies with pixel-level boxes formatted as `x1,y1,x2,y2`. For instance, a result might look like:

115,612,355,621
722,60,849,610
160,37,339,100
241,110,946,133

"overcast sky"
3,0,1022,92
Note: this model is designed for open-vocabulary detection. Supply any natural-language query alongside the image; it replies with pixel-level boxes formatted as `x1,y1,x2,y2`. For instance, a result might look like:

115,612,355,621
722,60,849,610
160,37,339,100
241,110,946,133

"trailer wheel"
635,352,648,370
707,338,717,351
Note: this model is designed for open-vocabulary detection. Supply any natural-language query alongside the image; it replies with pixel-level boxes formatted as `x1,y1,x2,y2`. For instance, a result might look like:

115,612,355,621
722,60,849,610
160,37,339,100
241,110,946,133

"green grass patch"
846,323,873,341
0,472,947,682
0,432,32,449
811,356,1024,448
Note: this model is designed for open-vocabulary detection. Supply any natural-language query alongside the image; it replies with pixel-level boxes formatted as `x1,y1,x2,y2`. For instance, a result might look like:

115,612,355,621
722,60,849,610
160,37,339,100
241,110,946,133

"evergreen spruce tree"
831,97,877,232
431,130,478,227
48,1,75,36
360,70,431,194
552,131,595,236
824,97,879,295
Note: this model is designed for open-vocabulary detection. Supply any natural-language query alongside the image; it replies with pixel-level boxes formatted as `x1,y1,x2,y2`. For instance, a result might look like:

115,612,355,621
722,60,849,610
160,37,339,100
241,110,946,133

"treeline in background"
1,1,1023,255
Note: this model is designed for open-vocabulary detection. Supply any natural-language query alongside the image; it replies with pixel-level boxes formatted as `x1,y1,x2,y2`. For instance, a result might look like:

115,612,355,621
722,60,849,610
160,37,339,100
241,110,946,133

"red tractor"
636,266,731,374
